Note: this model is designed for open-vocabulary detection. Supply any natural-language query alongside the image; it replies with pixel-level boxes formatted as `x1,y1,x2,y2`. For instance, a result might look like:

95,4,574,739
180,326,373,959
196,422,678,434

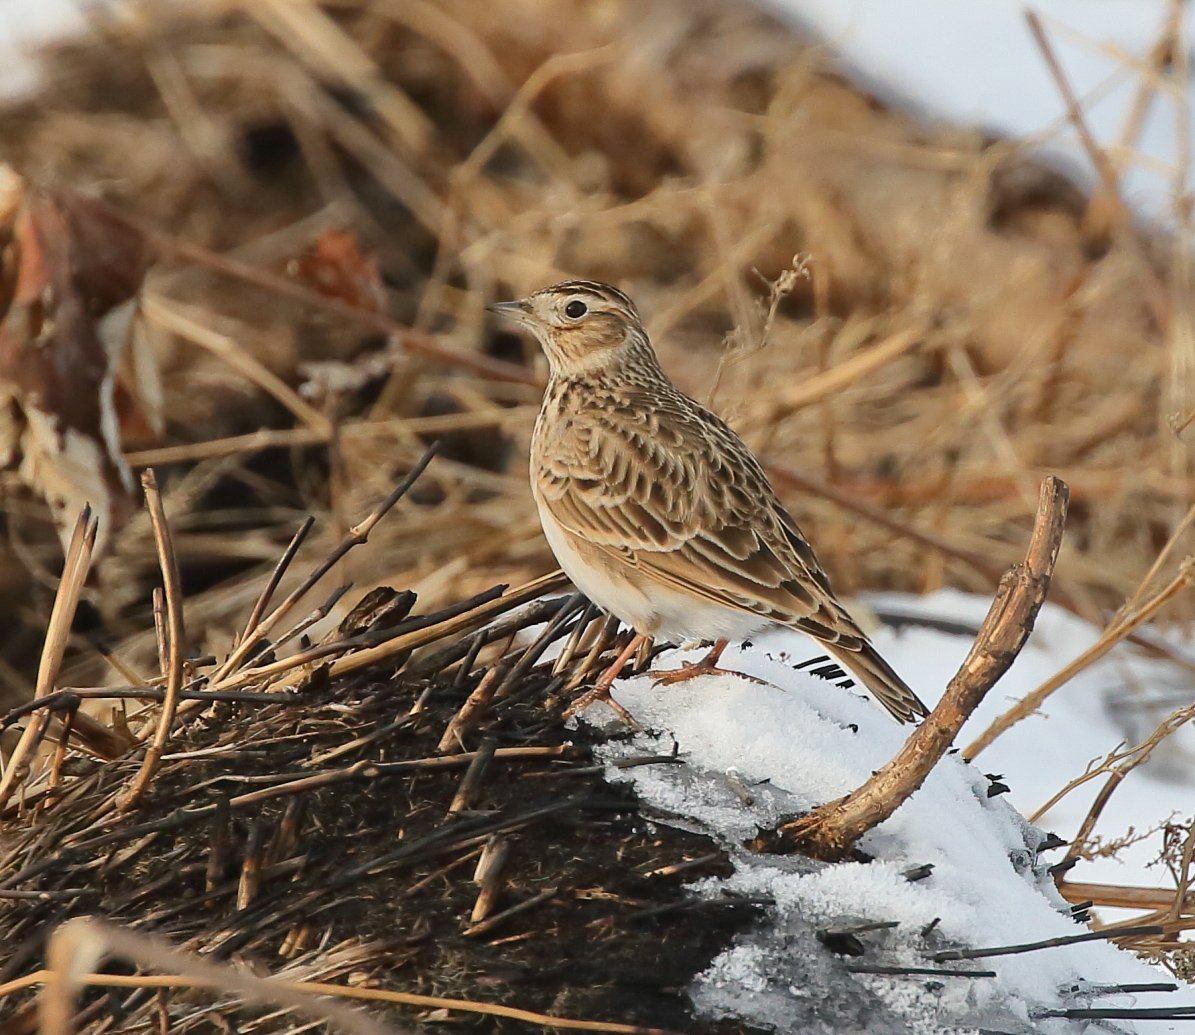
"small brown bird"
489,280,928,724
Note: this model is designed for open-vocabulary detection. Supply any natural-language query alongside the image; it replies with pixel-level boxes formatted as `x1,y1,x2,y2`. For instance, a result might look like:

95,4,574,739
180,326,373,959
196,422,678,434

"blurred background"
0,0,1192,951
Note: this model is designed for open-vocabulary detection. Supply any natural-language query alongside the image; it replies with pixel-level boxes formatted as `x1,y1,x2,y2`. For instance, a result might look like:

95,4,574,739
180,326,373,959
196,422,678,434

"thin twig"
964,558,1194,760
1,687,302,729
1032,699,1195,864
211,443,439,682
1036,1007,1195,1021
0,507,99,811
118,471,187,810
929,923,1163,962
237,516,316,649
844,964,996,978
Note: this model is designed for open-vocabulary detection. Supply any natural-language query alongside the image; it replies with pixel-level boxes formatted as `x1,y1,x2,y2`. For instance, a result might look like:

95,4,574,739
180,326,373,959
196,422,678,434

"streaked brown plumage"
489,280,928,724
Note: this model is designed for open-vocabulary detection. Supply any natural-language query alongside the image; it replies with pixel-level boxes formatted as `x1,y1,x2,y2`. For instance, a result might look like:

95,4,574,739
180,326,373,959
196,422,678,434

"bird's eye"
564,299,587,319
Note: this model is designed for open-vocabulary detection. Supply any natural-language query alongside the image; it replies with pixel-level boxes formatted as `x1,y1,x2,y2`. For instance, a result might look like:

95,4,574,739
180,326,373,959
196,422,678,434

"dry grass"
1,0,1194,1020
0,0,1189,695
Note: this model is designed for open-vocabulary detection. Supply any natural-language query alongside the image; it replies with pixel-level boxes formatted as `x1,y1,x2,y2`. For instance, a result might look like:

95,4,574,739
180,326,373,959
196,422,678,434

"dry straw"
1,0,1195,1023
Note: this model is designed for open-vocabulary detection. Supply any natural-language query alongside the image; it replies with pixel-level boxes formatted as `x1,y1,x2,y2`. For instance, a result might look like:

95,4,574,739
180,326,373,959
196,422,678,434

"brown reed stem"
0,507,99,812
1024,10,1170,332
19,917,684,1035
118,470,187,810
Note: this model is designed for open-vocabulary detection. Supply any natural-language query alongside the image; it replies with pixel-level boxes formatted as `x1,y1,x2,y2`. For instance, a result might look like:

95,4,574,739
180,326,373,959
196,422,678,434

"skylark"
489,280,929,724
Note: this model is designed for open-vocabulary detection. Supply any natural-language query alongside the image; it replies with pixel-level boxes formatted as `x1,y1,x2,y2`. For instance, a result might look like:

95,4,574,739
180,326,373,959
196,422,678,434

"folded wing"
536,386,928,723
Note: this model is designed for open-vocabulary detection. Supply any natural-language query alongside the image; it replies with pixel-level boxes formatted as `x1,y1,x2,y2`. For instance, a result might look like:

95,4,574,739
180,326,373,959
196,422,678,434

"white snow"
0,0,97,97
563,604,1195,1033
769,0,1193,224
868,591,1195,903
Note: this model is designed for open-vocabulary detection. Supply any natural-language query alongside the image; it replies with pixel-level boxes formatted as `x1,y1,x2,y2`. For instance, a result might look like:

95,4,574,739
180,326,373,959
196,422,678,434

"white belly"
536,497,769,644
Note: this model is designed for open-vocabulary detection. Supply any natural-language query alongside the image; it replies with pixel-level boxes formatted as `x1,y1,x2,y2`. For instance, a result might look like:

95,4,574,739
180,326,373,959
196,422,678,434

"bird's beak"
486,299,533,326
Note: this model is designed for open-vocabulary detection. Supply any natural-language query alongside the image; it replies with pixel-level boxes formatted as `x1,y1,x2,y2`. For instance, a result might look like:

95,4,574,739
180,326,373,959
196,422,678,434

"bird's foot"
654,659,764,683
652,639,766,687
563,632,647,728
564,683,640,727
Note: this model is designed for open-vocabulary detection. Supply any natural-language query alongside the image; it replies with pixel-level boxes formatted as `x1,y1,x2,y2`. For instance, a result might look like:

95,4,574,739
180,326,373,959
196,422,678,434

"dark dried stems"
494,593,588,698
261,583,356,658
211,442,439,682
225,746,573,810
438,592,585,752
1038,1007,1195,1021
1,687,302,729
844,964,996,978
236,515,315,649
218,583,509,692
325,571,569,681
766,476,1068,861
411,595,572,681
929,923,1162,962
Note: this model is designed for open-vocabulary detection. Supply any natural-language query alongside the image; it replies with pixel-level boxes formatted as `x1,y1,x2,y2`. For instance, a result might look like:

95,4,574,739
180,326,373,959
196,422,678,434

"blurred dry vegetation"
0,0,1193,1027
0,0,1189,708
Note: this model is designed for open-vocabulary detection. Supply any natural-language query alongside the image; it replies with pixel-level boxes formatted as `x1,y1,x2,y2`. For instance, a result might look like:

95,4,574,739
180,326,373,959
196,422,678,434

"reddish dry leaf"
286,228,386,312
0,166,157,554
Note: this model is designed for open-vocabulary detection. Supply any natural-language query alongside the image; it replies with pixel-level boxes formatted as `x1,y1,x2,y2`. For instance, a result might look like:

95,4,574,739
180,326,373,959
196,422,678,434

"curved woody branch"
762,476,1069,862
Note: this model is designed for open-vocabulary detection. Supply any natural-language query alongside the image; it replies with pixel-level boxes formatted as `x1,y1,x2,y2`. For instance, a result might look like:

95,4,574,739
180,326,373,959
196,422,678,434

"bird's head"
487,280,651,378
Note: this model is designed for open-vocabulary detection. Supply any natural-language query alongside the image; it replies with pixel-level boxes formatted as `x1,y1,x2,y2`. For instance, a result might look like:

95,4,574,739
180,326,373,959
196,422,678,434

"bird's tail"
825,641,929,725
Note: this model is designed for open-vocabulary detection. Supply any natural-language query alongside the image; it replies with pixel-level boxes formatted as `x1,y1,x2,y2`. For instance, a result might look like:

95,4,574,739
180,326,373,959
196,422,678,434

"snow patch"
570,618,1195,1032
869,591,1195,903
0,0,100,97
769,0,1193,223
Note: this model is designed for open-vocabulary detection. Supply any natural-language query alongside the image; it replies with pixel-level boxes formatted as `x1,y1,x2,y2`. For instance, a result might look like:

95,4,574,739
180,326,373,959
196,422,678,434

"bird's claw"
563,683,641,727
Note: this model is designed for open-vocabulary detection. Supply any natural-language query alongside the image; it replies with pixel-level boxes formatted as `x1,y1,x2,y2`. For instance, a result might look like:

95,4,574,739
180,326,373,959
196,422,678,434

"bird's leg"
654,639,737,686
564,632,647,726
